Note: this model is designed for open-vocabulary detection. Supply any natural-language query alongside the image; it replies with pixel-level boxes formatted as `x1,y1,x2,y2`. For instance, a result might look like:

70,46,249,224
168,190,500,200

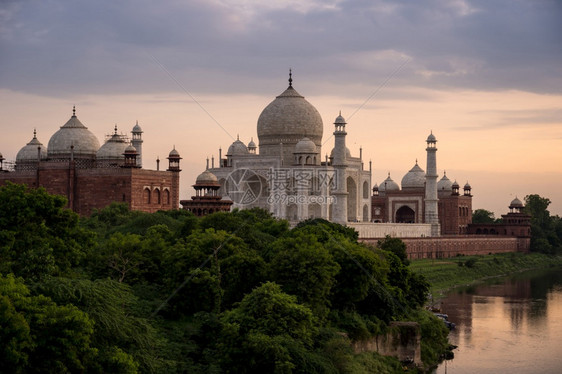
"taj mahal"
184,72,469,238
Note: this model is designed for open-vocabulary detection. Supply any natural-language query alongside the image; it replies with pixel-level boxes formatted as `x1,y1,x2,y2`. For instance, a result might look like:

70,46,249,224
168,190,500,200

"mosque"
0,107,181,216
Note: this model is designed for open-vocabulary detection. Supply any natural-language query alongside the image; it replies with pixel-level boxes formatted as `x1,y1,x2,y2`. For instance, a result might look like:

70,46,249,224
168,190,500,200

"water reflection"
434,268,562,374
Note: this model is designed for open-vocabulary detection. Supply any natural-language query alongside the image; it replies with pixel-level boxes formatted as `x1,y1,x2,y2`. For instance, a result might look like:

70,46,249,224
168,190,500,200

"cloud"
1,0,561,98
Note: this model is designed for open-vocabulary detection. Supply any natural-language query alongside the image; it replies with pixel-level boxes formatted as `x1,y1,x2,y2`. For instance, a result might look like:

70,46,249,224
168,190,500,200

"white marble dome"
47,109,100,158
17,131,47,162
401,162,426,190
438,172,453,192
379,174,400,192
227,139,248,156
97,128,129,160
257,84,323,152
294,137,317,154
196,169,219,184
510,197,524,208
330,147,352,159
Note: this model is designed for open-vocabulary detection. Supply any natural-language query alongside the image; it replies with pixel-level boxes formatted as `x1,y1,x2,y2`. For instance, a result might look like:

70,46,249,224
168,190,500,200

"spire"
114,124,118,135
72,105,76,117
33,128,37,139
288,68,293,87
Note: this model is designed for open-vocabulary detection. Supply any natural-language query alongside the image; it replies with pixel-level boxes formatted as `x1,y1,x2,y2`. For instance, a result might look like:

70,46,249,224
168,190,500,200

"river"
433,267,562,374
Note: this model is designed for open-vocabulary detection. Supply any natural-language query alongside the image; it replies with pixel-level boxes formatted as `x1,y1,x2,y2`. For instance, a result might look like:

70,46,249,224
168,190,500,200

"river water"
434,267,562,374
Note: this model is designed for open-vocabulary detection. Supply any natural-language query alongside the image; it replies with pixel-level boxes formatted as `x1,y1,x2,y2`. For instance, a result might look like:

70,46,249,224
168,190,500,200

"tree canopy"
0,182,450,372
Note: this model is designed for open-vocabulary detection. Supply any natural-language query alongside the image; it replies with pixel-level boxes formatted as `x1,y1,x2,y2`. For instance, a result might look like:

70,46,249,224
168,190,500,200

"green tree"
219,282,323,373
377,235,409,265
0,274,97,373
0,182,94,280
472,209,497,223
269,232,340,317
524,194,562,253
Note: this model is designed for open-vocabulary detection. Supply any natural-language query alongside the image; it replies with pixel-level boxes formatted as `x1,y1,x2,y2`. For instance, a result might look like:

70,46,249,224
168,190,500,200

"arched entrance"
395,206,415,223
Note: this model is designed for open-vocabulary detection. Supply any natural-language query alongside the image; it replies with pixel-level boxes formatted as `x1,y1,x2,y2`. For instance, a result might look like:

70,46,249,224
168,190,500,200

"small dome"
196,169,219,184
334,113,346,125
248,138,257,149
294,137,317,154
132,122,143,133
330,147,352,158
464,181,472,190
379,174,400,192
17,130,47,162
510,197,524,208
169,147,180,157
227,138,248,156
438,172,453,191
124,144,137,154
97,128,129,159
427,132,437,142
372,183,379,192
452,180,460,188
401,162,426,189
47,108,100,158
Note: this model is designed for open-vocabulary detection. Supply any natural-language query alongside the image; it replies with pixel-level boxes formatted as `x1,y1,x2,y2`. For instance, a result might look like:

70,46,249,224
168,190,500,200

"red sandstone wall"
362,236,530,259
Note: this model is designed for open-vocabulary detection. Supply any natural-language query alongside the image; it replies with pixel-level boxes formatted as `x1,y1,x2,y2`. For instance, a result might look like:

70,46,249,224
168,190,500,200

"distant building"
181,169,233,216
0,107,181,216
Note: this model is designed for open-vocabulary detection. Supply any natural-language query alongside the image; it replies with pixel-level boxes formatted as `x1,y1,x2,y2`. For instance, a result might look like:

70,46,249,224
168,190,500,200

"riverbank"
409,252,562,296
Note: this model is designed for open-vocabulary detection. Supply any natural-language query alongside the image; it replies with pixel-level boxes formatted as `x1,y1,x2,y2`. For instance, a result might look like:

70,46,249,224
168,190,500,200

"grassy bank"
409,252,562,296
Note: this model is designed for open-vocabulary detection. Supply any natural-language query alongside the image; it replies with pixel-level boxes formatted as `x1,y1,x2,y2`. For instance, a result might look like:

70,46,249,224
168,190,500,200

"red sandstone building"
372,167,473,235
0,108,181,216
180,169,233,216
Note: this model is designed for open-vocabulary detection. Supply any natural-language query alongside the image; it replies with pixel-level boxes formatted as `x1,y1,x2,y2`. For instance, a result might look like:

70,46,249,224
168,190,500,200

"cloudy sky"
1,0,561,216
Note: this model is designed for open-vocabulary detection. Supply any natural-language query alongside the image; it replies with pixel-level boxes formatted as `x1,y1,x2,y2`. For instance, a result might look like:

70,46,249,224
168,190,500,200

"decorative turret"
122,145,140,168
131,121,143,167
509,196,524,213
372,183,379,196
452,180,460,196
167,147,182,171
248,138,257,154
463,181,472,196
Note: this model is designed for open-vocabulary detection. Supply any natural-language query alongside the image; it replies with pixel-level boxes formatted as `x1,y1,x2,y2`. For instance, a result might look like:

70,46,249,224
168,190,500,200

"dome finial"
33,128,37,138
415,158,418,165
72,105,76,117
114,124,118,135
237,134,239,141
288,68,293,87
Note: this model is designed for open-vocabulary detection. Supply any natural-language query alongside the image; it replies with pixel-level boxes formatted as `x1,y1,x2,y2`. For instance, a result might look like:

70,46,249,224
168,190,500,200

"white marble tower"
331,113,348,225
424,131,440,236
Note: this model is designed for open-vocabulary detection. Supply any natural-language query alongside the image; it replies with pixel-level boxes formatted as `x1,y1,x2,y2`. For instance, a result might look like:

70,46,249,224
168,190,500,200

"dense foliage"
523,194,562,254
0,183,449,373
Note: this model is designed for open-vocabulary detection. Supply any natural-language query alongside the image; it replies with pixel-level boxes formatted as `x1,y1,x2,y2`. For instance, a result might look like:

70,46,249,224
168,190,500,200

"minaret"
424,131,440,236
131,121,143,168
331,112,348,225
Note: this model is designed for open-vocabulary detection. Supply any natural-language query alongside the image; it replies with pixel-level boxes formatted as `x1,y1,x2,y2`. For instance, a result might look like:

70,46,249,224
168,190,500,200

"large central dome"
257,80,323,163
48,108,100,159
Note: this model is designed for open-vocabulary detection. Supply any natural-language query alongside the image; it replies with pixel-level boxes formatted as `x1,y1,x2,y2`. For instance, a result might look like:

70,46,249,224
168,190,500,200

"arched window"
164,189,170,204
154,188,161,204
363,181,369,199
144,188,151,204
